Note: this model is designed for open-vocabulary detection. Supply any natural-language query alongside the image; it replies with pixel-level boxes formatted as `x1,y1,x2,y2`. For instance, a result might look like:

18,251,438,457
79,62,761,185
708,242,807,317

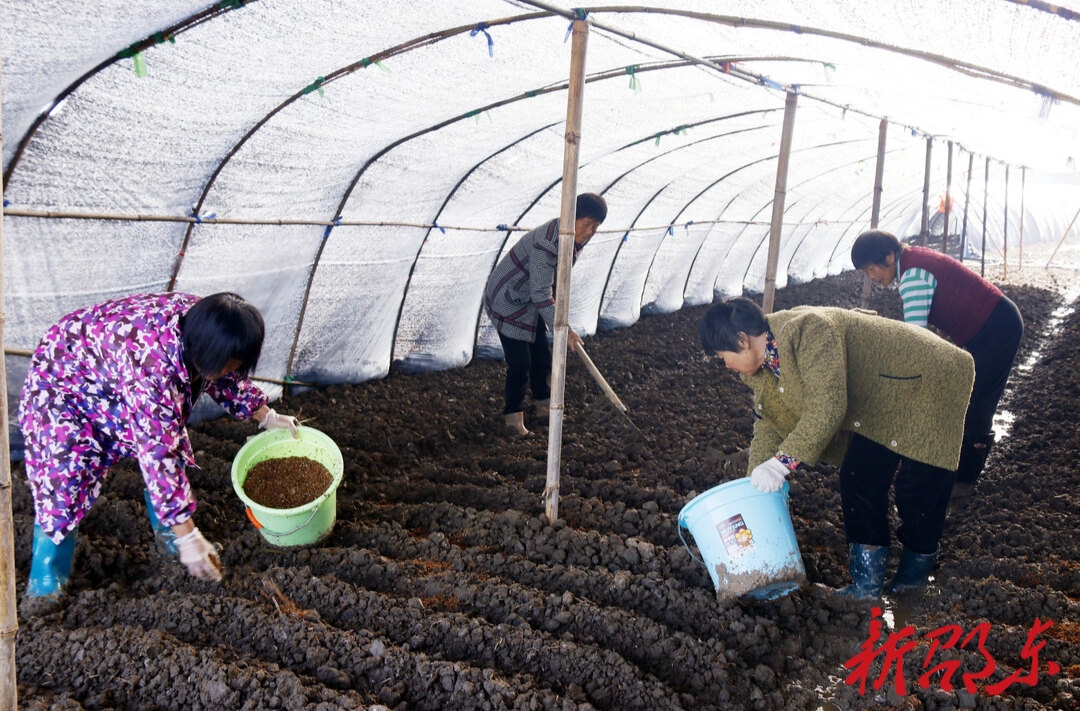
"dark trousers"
955,296,1023,484
839,434,955,555
498,320,551,415
964,295,1024,437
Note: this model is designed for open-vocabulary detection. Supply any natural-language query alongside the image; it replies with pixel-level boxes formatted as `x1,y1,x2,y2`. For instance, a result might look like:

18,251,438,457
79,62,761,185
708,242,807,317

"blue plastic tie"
192,212,217,224
685,221,694,232
667,225,674,236
763,77,783,91
470,23,494,57
2,200,8,208
622,234,628,243
323,216,342,239
433,222,446,234
497,223,509,231
565,9,588,42
791,25,803,34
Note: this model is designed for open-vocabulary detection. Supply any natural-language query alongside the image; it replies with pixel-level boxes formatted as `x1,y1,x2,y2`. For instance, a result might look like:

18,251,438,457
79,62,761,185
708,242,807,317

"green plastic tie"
376,61,390,74
133,52,148,78
842,107,848,121
655,133,662,146
117,44,140,59
625,65,642,94
1069,156,1075,169
360,58,371,67
154,32,176,45
708,92,715,102
824,63,836,81
283,375,295,383
525,90,539,97
301,77,326,96
219,0,246,9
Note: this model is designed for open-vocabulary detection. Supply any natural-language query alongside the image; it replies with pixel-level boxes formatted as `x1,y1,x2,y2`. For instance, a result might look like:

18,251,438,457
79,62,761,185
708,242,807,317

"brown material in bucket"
242,456,333,509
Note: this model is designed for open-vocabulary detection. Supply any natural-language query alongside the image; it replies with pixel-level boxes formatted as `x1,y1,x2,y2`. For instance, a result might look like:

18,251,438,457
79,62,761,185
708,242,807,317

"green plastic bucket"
231,426,344,547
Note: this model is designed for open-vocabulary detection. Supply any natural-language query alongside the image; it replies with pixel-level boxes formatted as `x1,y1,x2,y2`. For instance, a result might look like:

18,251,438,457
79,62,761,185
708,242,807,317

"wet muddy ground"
11,267,1080,710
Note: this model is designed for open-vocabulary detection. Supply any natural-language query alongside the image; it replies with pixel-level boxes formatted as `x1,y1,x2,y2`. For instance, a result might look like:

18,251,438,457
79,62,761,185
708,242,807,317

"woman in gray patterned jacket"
484,193,607,435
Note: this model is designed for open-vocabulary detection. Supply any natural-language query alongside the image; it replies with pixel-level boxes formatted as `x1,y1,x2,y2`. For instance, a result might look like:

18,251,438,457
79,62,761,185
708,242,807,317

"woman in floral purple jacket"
18,292,298,603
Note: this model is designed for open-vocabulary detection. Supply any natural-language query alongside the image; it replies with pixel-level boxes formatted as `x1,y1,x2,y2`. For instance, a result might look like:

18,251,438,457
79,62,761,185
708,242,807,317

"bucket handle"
245,505,320,538
677,521,708,568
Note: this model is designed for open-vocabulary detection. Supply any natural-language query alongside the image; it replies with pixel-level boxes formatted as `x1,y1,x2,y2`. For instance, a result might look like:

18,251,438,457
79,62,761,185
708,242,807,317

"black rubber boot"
836,543,889,600
952,432,995,499
884,546,939,595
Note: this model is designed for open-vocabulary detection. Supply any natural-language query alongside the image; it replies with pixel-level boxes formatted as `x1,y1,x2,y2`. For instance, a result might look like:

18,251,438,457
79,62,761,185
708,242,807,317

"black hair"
850,230,904,269
180,292,264,378
699,297,768,354
576,193,608,223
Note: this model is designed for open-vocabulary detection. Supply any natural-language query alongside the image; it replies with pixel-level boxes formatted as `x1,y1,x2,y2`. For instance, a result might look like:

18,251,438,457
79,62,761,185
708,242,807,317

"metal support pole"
544,20,588,523
960,151,974,260
920,137,933,247
1019,167,1026,271
762,91,798,314
861,118,887,308
1045,204,1080,269
1003,165,1010,279
942,141,953,254
0,34,21,711
982,157,990,277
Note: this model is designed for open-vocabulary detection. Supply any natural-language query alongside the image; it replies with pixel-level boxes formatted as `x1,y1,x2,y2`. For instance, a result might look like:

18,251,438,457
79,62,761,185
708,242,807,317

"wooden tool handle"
573,344,627,412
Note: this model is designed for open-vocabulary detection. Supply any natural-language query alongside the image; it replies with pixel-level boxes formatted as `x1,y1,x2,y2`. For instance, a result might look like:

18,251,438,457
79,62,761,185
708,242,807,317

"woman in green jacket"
700,298,975,599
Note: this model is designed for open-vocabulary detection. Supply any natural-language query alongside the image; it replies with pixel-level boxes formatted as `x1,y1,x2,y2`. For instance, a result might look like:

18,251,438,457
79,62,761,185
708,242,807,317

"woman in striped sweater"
851,230,1024,498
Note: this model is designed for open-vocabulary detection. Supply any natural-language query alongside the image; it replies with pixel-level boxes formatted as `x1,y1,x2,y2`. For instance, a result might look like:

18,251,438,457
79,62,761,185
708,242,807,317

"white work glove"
176,527,223,582
259,408,299,438
749,457,790,493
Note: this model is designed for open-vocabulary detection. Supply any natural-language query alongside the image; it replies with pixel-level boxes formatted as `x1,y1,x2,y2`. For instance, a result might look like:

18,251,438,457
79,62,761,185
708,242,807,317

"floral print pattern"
18,293,268,543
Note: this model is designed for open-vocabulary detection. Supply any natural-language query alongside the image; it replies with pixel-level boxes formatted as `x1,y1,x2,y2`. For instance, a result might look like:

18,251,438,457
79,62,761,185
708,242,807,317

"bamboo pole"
544,19,588,524
960,151,974,260
0,35,21,711
0,208,804,235
761,91,798,315
860,118,888,308
942,141,953,254
1019,167,1026,271
920,138,933,247
982,157,990,277
1003,165,1010,279
1045,204,1080,269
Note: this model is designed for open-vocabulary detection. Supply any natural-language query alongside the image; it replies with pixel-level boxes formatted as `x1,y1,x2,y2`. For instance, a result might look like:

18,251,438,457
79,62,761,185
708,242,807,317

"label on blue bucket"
717,513,755,558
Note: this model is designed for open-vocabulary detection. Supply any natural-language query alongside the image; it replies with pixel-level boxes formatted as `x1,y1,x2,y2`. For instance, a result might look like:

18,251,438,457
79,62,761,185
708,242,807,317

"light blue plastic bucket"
678,478,806,604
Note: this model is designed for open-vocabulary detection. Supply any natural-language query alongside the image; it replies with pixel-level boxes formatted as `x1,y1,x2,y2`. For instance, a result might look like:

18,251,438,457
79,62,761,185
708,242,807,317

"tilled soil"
12,269,1080,710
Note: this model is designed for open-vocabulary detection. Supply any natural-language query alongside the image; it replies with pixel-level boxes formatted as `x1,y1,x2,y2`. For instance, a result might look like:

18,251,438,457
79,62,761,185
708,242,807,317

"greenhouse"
3,1,1080,709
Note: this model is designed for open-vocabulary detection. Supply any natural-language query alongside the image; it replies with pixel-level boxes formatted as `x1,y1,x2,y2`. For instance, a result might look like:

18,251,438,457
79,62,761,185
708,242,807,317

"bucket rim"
231,426,344,516
678,477,789,526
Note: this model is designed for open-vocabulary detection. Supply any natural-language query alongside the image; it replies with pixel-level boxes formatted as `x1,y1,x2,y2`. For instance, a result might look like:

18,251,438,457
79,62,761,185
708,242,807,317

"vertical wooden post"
861,118,887,308
762,91,798,314
960,151,974,260
920,137,933,247
0,34,21,711
981,157,990,277
1003,165,1010,279
942,141,953,254
544,19,588,523
1019,167,1026,271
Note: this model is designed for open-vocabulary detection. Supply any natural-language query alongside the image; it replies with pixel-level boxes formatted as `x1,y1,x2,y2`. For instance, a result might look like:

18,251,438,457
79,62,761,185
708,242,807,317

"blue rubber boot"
836,543,889,600
884,546,938,595
27,523,78,599
144,490,178,556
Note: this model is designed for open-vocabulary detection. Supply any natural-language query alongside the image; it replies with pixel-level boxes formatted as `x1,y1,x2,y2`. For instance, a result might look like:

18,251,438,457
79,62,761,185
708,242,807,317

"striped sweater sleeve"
898,267,937,328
